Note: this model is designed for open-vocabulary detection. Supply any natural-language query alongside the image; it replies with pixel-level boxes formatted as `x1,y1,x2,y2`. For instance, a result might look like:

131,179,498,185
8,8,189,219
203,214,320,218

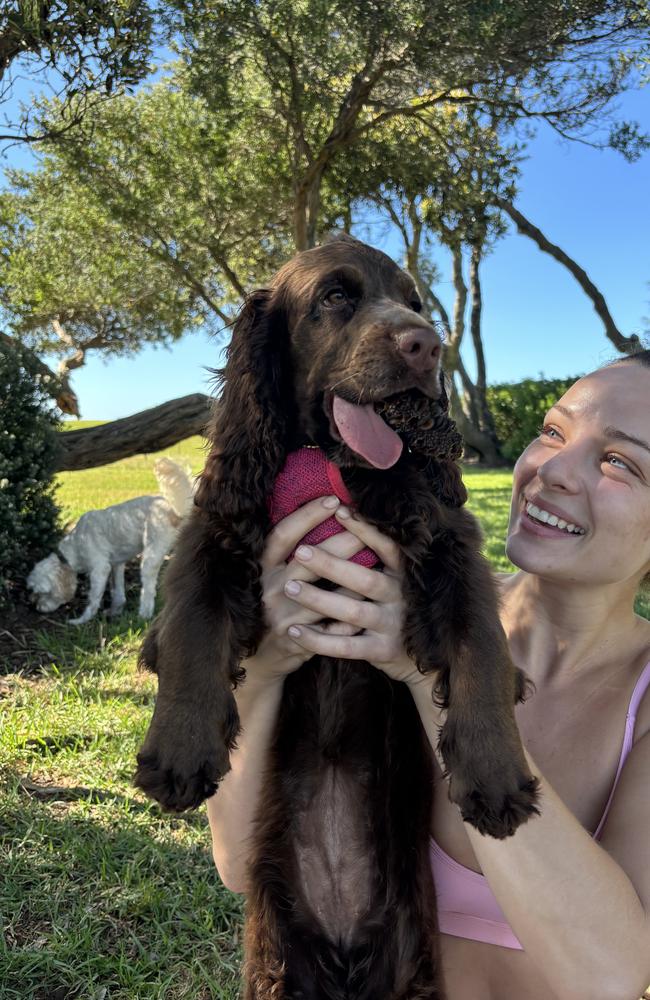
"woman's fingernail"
285,580,301,596
322,495,339,509
288,626,301,637
336,505,351,519
295,545,312,560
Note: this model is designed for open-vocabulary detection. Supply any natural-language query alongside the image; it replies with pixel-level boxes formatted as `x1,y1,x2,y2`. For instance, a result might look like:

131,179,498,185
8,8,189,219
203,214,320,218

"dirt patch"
1,564,144,675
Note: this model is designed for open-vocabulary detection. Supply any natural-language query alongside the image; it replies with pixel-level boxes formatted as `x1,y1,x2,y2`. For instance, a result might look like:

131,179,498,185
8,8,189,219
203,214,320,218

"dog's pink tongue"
332,395,403,469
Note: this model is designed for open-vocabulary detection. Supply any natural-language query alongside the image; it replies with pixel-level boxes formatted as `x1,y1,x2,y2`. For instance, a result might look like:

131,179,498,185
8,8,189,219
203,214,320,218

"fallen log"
55,393,212,471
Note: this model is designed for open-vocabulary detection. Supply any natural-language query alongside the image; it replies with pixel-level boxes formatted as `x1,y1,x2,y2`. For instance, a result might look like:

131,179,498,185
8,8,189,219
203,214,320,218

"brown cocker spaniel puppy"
135,235,539,1000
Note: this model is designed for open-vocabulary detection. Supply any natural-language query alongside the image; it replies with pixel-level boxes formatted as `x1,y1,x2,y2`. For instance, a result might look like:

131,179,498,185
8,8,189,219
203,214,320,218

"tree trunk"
449,379,506,466
494,197,640,354
468,244,502,454
55,393,211,472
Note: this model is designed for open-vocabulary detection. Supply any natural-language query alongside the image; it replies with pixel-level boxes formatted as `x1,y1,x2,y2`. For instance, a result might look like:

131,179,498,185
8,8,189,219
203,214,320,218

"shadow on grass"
1,769,243,1000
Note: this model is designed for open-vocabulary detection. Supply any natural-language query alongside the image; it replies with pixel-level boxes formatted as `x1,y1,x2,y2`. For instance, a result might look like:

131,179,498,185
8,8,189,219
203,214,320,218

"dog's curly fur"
135,236,539,999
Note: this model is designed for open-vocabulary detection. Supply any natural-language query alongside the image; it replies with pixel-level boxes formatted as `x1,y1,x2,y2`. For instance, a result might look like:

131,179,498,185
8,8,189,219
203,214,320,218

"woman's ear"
195,289,294,537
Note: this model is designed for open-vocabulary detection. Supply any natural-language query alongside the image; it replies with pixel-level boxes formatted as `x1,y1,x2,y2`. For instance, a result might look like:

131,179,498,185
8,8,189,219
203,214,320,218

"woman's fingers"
283,579,381,632
286,625,381,662
334,507,402,572
262,498,365,573
291,544,397,602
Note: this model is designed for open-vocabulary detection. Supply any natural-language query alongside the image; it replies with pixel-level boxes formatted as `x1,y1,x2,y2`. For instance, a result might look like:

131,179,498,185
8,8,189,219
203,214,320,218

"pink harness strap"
593,658,650,840
431,659,650,951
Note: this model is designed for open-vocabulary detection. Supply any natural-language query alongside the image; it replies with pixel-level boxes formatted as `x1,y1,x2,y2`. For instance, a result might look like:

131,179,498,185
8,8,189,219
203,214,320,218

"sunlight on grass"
55,429,207,524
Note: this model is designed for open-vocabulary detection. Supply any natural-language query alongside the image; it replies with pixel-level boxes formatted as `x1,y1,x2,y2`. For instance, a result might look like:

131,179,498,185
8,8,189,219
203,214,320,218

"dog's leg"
109,564,126,617
402,509,540,839
69,561,111,625
138,550,165,620
134,515,263,812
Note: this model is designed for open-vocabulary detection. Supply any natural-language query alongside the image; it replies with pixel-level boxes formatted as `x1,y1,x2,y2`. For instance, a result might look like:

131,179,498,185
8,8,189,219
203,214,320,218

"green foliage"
486,375,582,465
0,167,203,356
1,0,157,144
0,340,62,609
0,80,296,357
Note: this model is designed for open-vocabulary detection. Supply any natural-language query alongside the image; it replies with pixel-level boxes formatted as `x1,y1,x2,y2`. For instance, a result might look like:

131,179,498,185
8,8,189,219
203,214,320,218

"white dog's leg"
138,552,165,620
110,563,127,617
69,561,111,625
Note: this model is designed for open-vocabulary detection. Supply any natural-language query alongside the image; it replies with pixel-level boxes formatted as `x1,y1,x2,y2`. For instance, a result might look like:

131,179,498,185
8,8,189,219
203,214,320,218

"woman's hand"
243,497,368,683
282,506,429,690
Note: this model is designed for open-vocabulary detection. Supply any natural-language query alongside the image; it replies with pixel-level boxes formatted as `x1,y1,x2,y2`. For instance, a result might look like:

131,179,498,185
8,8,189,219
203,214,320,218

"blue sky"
2,77,649,421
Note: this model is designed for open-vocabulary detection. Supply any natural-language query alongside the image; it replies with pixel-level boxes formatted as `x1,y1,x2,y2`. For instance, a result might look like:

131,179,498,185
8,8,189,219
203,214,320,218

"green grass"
57,426,207,524
0,624,243,1000
2,436,647,998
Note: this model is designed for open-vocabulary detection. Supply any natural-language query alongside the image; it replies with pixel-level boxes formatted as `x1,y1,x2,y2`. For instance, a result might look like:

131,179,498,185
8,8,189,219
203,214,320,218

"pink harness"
431,659,650,950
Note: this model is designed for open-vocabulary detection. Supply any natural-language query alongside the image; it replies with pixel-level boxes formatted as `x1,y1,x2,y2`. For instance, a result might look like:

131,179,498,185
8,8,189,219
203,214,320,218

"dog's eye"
323,288,348,308
410,298,422,314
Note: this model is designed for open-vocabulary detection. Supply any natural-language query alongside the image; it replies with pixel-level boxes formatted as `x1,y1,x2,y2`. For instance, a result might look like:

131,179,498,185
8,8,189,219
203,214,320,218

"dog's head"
196,236,455,528
270,234,444,469
26,553,77,612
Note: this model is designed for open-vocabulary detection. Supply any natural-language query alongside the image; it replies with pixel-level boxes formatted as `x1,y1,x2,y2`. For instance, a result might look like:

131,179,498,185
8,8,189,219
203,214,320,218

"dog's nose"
394,326,441,373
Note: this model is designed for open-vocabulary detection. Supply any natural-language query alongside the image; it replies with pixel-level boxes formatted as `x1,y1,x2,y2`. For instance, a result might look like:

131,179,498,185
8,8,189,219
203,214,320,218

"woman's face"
506,364,650,588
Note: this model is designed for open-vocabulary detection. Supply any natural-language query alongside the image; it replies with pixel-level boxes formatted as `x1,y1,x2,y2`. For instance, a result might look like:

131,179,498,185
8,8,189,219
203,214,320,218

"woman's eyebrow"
548,406,650,454
603,426,650,455
549,403,573,418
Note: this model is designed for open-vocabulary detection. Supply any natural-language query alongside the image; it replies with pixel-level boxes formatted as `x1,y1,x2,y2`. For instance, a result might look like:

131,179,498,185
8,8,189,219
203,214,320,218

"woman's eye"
539,425,561,440
323,288,348,307
604,454,632,472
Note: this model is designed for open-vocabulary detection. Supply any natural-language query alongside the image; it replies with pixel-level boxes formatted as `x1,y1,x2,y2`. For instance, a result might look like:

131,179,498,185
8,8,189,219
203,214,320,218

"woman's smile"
519,494,586,538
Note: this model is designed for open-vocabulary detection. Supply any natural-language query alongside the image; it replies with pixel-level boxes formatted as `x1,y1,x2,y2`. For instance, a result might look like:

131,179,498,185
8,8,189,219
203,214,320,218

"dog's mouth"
323,382,459,469
325,393,404,469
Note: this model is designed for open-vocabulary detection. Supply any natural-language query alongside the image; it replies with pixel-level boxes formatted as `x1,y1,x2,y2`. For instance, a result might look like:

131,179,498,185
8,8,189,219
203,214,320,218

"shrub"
487,375,581,465
0,340,62,610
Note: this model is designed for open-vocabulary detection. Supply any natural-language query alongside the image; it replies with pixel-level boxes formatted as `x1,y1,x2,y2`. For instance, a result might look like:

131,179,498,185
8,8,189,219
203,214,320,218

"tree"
491,196,641,354
174,0,650,249
6,2,650,458
0,0,158,145
0,171,204,405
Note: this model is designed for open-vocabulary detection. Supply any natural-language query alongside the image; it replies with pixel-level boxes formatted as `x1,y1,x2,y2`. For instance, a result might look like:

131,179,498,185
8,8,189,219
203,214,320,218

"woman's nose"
536,449,581,493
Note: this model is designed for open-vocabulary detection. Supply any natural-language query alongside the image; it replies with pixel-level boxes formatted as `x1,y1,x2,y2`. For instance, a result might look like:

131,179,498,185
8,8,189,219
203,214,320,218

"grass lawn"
1,435,648,998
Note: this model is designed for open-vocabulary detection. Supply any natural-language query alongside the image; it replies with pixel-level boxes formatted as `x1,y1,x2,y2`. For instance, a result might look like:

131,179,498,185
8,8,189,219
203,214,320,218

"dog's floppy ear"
195,289,294,541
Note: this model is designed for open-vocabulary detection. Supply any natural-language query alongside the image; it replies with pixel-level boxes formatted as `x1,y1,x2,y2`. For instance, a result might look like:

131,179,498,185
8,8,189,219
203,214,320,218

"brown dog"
136,235,539,999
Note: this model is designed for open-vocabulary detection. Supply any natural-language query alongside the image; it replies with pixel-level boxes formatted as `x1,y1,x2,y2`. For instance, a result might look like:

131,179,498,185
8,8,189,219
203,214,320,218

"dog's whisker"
326,372,365,393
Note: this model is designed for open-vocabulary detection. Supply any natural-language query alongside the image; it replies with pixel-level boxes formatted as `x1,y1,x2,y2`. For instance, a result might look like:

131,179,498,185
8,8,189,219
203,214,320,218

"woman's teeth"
525,502,585,535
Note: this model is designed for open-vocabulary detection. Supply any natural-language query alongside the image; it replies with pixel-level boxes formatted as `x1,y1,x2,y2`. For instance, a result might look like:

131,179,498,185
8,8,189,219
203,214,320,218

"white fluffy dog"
27,458,194,625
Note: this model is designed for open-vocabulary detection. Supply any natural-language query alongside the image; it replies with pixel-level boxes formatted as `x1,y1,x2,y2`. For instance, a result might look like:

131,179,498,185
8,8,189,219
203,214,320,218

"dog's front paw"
452,775,540,839
134,743,228,812
134,693,240,812
439,721,540,839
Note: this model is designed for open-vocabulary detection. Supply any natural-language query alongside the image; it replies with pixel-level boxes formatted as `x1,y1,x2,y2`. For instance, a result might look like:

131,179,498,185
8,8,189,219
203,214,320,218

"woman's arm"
411,679,650,1000
206,496,367,892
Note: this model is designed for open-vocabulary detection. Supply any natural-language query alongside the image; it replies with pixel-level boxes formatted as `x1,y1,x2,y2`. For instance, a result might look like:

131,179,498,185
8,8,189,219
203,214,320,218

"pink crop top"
430,659,650,950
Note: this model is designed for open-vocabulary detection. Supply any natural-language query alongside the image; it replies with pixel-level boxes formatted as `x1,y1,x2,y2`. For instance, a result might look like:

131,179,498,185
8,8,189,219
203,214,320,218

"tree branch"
494,197,639,353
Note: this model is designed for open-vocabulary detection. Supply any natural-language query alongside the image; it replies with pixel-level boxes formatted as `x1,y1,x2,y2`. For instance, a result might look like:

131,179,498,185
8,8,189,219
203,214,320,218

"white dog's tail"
153,458,196,518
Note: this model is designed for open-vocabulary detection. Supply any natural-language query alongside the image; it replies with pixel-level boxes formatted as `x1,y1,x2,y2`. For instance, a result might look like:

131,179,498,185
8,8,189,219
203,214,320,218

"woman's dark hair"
614,347,650,368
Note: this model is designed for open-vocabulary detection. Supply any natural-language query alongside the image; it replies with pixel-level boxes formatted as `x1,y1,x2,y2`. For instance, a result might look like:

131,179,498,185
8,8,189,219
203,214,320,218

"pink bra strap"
593,660,650,840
